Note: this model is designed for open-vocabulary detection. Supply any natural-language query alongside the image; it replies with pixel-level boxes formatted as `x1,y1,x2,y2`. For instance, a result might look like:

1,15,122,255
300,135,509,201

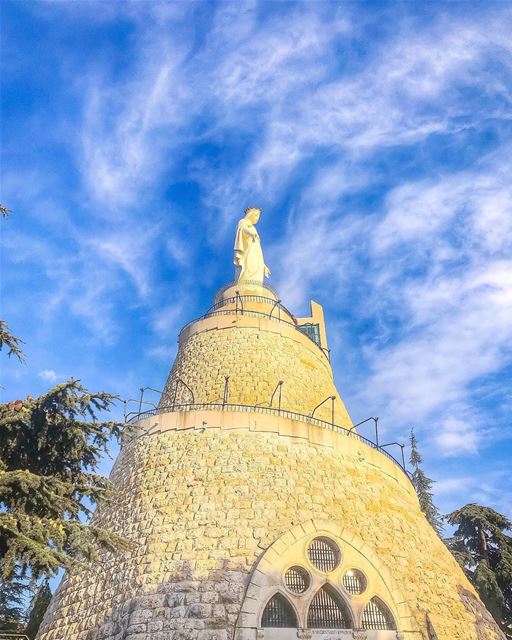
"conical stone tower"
38,211,505,640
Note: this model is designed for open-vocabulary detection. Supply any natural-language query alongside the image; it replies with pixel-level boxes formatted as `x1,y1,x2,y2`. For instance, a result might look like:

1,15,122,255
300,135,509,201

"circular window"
284,566,310,594
307,537,341,572
342,569,367,595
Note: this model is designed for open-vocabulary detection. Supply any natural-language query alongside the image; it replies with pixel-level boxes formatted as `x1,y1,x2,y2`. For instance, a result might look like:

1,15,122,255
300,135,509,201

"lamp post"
380,441,406,470
223,376,229,406
349,416,379,447
311,395,336,428
123,398,158,421
269,380,284,411
171,379,195,408
137,386,163,415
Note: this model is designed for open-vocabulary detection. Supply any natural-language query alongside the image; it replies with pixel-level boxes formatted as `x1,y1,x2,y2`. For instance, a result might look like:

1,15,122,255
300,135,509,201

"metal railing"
205,293,295,320
215,280,280,299
125,402,411,483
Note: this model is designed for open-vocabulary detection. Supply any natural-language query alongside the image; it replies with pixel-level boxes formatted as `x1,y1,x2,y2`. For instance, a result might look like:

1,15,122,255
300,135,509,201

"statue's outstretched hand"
264,265,271,278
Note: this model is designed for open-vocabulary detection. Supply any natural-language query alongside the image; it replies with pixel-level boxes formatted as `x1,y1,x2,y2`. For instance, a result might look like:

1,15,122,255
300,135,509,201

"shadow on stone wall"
457,585,506,640
86,560,247,640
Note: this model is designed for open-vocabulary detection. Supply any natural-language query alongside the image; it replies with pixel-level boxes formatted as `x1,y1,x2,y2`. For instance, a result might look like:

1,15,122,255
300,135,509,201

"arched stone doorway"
234,520,411,640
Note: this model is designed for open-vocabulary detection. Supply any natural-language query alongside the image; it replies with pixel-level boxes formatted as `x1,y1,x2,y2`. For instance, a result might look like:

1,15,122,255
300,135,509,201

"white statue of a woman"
233,207,271,285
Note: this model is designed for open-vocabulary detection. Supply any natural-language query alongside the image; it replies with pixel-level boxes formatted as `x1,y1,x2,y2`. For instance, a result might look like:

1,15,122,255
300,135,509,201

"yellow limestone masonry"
37,284,505,640
160,321,352,427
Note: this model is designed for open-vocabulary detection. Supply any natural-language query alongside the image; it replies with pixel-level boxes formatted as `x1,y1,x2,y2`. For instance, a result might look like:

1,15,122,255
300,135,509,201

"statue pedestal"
215,280,279,304
211,281,297,326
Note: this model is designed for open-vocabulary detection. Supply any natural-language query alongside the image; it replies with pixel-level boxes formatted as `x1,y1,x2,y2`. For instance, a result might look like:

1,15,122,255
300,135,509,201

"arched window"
307,537,341,572
261,593,298,628
307,585,353,629
362,596,396,630
342,569,367,595
285,566,310,594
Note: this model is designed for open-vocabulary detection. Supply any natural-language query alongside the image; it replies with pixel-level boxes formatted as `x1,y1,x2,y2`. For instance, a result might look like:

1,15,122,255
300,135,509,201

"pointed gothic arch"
361,596,397,630
307,584,353,629
234,519,411,633
261,592,298,628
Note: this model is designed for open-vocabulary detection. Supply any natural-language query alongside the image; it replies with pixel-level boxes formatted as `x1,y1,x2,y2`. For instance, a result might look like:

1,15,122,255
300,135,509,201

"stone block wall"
160,317,352,428
37,415,504,640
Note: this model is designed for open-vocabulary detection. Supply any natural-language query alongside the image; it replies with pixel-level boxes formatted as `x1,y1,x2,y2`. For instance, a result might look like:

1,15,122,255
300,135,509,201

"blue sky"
1,0,511,521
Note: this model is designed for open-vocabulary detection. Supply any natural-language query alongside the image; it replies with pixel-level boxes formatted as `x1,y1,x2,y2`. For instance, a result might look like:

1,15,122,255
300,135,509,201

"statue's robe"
233,218,265,284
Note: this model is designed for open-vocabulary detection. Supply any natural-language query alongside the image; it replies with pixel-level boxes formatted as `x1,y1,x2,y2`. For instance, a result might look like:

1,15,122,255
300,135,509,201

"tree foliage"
0,209,25,364
0,320,25,364
0,380,129,580
1,204,129,628
25,580,52,639
447,503,512,637
409,429,443,535
0,575,27,631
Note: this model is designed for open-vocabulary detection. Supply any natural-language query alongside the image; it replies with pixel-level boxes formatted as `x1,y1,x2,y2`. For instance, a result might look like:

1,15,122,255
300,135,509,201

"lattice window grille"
361,597,396,630
285,566,310,594
307,537,341,572
342,569,367,595
298,323,321,346
307,585,352,629
261,593,298,628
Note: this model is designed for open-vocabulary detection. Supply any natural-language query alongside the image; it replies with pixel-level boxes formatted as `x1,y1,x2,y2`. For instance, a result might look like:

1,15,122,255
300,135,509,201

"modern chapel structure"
38,209,504,640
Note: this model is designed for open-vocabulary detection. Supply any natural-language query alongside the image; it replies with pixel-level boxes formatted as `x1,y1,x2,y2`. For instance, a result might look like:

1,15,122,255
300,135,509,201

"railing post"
172,381,179,409
349,416,379,447
331,395,335,429
311,395,335,419
138,387,144,415
380,441,406,471
175,378,194,404
269,380,284,411
223,376,229,406
269,298,281,319
235,291,244,315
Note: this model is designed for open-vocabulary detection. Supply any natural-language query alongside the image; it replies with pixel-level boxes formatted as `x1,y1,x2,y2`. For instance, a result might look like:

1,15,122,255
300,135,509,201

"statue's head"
245,207,262,224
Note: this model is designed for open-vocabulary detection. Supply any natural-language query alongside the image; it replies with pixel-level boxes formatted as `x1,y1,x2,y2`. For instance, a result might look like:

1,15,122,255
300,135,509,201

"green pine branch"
0,574,28,631
0,380,131,581
409,429,443,535
25,580,52,639
0,320,26,364
447,503,512,635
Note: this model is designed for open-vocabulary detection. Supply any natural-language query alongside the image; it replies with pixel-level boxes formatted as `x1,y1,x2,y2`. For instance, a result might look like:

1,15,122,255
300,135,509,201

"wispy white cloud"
435,418,480,457
2,221,159,342
434,467,512,519
38,369,58,383
3,0,512,513
364,261,512,404
68,0,512,246
274,209,367,310
358,149,512,455
151,302,186,338
208,8,512,212
84,225,162,299
374,158,512,257
271,145,512,457
80,58,189,209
